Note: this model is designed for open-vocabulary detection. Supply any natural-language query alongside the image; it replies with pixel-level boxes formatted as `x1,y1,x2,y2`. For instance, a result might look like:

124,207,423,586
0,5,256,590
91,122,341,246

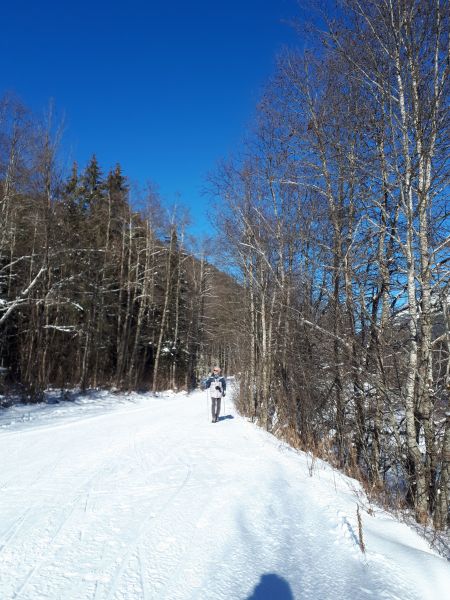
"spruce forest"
1,0,449,532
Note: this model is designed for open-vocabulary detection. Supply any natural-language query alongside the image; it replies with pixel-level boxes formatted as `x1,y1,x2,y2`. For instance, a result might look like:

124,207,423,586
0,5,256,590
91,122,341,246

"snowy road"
0,389,448,600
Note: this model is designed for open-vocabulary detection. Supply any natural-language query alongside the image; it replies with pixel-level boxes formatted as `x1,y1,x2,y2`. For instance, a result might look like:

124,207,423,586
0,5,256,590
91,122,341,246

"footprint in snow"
156,536,176,551
196,518,208,529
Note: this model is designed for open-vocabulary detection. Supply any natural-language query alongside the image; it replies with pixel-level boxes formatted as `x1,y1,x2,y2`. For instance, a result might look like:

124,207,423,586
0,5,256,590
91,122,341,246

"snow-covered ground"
0,388,448,600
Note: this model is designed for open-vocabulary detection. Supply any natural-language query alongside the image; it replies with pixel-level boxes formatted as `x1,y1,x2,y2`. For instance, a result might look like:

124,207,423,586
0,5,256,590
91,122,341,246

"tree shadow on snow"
246,574,294,599
218,414,234,421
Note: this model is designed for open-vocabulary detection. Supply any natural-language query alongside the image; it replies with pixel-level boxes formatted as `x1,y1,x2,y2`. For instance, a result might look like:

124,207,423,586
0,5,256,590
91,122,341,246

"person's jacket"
203,375,226,398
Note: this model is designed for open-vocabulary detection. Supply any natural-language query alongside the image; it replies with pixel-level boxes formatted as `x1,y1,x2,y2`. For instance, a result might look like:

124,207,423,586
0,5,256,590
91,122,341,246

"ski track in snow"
0,389,448,600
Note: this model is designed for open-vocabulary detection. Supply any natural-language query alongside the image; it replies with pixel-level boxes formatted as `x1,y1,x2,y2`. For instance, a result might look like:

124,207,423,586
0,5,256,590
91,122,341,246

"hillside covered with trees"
0,103,239,396
210,0,449,530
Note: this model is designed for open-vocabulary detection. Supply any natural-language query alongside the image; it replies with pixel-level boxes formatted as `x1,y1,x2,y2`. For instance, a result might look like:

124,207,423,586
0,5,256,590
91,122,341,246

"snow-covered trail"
0,390,448,600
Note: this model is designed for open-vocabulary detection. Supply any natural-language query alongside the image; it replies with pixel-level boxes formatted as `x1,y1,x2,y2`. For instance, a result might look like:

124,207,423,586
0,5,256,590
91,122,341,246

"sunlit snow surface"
0,388,448,600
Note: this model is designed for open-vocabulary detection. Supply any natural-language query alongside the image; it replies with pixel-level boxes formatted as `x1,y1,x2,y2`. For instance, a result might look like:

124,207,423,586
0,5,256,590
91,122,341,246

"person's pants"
211,397,221,420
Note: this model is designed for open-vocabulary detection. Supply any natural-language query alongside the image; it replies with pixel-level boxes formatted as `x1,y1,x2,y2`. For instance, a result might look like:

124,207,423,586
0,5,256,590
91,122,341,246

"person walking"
203,366,226,423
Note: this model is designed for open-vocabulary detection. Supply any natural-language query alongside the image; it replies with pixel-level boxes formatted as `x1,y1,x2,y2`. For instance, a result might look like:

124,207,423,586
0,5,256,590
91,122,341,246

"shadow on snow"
246,574,294,599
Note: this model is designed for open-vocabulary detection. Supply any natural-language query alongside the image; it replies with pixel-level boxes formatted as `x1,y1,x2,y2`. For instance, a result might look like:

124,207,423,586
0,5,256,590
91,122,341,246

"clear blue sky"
1,0,310,236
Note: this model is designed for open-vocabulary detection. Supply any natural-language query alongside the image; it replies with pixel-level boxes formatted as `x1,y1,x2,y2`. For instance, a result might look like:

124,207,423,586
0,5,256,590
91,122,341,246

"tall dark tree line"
0,96,235,397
